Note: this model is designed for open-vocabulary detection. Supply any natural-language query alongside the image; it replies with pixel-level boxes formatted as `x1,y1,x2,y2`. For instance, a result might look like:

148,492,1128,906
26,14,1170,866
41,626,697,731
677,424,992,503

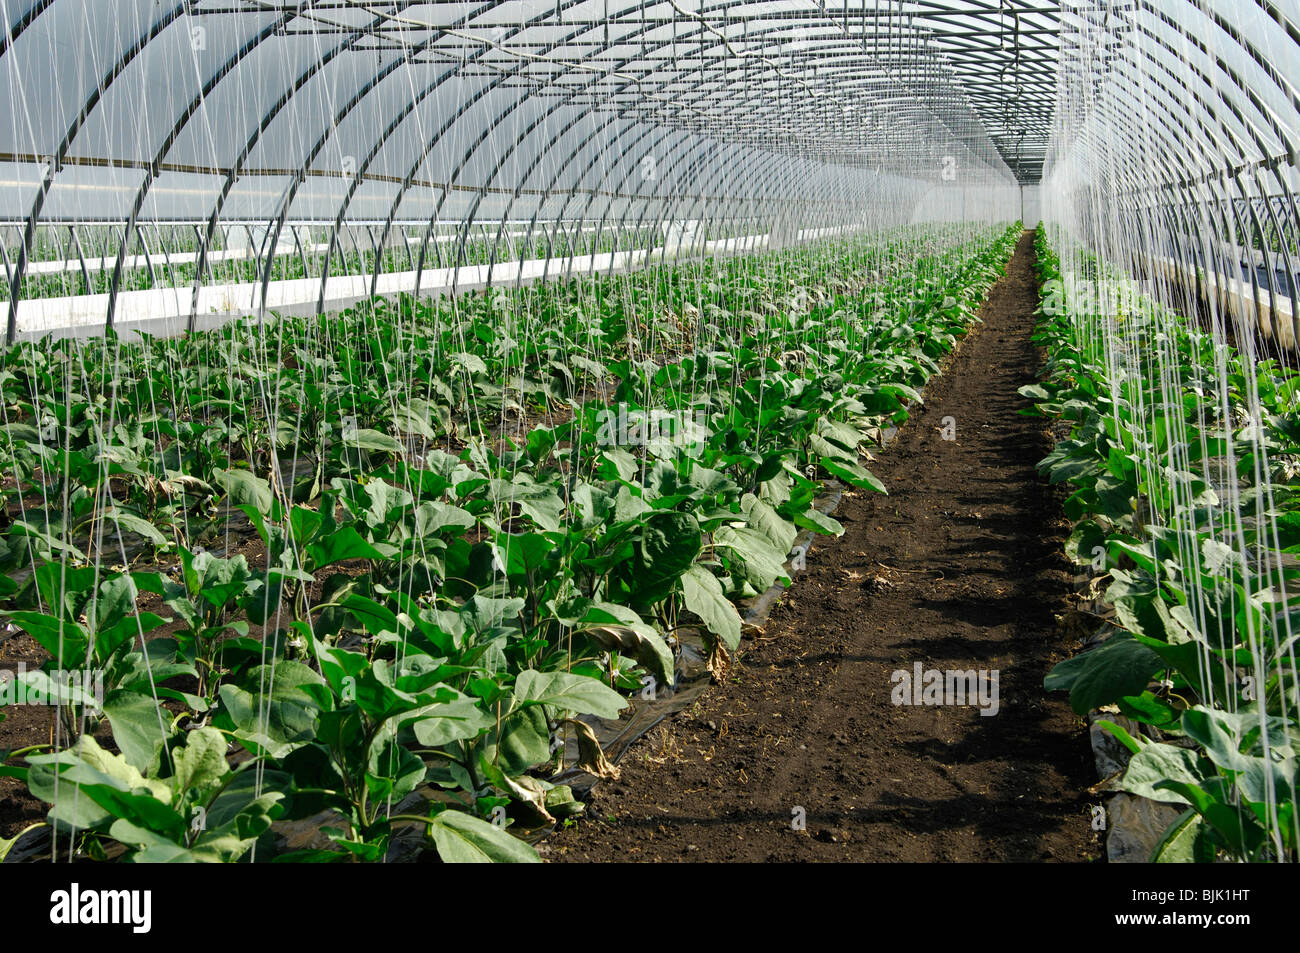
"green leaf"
1112,586,1179,645
414,501,477,537
484,706,553,775
427,809,540,863
1151,809,1210,863
340,594,401,637
1115,691,1180,729
102,690,170,774
1154,780,1269,854
817,417,869,452
214,468,274,513
9,521,87,562
713,525,789,591
742,494,797,553
392,401,438,440
576,603,675,686
4,611,88,663
218,661,324,758
634,511,701,600
1131,635,1234,709
680,563,742,651
410,697,495,747
513,669,628,720
820,458,887,494
104,508,168,546
33,564,97,623
1064,520,1106,567
501,479,565,532
27,735,171,831
492,532,555,579
306,526,387,570
0,822,44,862
85,789,185,842
93,572,139,634
344,428,406,454
793,507,843,536
1096,718,1144,754
1043,631,1165,715
366,739,426,805
1117,743,1210,805
172,726,229,795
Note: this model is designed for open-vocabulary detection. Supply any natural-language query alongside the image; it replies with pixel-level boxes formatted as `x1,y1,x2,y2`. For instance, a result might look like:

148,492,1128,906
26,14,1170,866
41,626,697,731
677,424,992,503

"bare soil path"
547,230,1103,863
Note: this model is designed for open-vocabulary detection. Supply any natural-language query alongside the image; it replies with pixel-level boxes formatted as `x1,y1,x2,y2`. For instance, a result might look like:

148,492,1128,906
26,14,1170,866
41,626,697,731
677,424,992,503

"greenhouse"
0,0,1295,881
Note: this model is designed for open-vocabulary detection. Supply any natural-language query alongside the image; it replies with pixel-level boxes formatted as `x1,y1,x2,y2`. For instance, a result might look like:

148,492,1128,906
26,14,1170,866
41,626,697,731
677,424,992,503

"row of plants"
1027,225,1300,861
0,222,1017,862
3,224,679,302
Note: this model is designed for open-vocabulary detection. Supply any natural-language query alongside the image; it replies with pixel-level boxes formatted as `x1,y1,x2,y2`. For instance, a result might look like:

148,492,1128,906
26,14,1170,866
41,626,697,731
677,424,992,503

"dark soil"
545,230,1104,863
0,634,57,841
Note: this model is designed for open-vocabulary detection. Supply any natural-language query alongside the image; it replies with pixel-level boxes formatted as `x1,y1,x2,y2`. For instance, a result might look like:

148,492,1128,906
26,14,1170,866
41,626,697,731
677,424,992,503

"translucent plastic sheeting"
1044,0,1300,362
0,1,1027,339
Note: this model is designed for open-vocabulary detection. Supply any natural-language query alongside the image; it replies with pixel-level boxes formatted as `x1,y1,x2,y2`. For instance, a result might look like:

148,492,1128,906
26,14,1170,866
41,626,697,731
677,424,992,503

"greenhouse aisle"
548,231,1103,862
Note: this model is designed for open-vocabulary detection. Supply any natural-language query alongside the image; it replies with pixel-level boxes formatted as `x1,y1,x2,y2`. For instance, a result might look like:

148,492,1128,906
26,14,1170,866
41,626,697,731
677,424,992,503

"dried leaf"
563,718,620,781
707,637,731,684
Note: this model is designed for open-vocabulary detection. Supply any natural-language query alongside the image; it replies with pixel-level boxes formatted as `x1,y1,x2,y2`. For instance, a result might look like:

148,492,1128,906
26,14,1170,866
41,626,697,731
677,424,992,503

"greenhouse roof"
1,1,1293,214
2,0,1297,340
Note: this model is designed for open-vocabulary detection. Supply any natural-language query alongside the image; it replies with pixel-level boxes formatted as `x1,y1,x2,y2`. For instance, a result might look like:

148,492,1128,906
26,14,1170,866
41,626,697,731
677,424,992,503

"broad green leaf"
344,428,406,454
4,611,88,663
27,735,170,831
1117,743,1209,805
341,593,401,637
1064,520,1107,567
713,525,789,591
484,705,553,775
214,468,274,513
104,508,168,546
410,697,495,747
634,511,701,600
742,494,797,553
1152,809,1212,863
513,669,628,720
821,458,887,494
680,563,742,651
576,602,675,686
794,507,843,537
306,526,386,570
428,809,540,863
172,726,229,795
414,501,477,536
219,661,324,758
1043,631,1165,715
102,690,170,774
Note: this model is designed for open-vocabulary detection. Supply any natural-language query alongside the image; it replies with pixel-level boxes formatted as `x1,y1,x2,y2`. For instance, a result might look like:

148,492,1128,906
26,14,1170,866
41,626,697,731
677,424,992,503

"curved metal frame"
11,0,1295,344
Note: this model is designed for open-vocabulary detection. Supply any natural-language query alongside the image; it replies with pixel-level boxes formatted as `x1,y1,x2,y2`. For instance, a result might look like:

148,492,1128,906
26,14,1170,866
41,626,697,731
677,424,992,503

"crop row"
1028,225,1300,861
3,224,685,302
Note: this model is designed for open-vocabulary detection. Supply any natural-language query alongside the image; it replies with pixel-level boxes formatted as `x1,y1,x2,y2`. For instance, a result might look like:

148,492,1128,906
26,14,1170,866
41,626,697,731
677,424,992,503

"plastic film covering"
1043,0,1300,363
0,1,1028,340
